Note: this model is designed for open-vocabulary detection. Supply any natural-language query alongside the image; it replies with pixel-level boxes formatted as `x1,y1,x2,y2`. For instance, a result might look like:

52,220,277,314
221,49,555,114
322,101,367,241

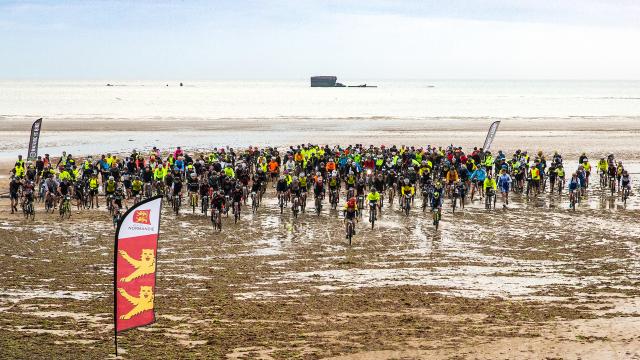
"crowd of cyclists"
7,144,634,240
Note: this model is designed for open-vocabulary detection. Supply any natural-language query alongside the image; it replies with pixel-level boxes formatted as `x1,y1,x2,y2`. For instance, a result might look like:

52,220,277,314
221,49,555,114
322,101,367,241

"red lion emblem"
133,210,151,225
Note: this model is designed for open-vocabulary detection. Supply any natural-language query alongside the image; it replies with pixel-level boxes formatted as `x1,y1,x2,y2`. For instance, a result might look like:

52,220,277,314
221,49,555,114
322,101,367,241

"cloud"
1,0,639,79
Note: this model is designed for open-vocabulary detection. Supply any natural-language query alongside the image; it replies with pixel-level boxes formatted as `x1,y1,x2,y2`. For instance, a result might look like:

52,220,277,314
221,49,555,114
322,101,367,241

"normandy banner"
114,195,162,343
27,118,43,161
483,120,501,151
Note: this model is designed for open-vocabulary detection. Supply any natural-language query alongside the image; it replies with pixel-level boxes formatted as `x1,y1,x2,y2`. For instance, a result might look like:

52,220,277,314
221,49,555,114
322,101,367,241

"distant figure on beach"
180,82,183,87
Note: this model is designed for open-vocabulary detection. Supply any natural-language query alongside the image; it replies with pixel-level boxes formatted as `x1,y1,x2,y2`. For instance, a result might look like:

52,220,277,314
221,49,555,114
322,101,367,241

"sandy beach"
1,183,639,359
1,117,639,359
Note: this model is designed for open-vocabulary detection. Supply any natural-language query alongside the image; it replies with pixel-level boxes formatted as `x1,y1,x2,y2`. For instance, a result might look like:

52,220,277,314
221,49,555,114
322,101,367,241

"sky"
1,0,640,80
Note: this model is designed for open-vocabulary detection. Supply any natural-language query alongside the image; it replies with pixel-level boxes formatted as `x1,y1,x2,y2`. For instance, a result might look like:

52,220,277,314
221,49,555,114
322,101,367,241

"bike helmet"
109,176,115,181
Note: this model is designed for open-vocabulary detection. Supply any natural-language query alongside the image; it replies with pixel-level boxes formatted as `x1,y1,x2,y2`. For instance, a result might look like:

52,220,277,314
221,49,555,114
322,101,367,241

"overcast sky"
2,0,640,80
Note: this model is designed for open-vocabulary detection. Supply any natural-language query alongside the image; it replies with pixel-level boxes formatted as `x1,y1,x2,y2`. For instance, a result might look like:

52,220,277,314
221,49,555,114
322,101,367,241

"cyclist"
497,169,512,207
231,184,243,217
568,173,580,206
276,175,289,205
9,176,20,214
21,179,35,210
89,172,100,207
187,172,200,206
131,176,143,202
430,181,444,222
105,176,117,201
211,189,226,219
400,178,415,210
367,187,380,212
582,158,591,188
343,197,358,238
483,173,497,206
469,165,486,201
621,170,631,195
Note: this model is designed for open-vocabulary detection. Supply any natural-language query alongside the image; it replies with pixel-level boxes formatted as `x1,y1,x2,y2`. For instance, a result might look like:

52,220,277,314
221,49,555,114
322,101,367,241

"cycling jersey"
400,185,415,196
367,192,380,202
483,178,497,190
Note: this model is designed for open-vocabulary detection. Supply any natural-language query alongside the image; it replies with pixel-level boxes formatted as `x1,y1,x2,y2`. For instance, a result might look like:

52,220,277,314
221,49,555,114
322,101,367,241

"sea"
1,80,640,164
2,80,640,119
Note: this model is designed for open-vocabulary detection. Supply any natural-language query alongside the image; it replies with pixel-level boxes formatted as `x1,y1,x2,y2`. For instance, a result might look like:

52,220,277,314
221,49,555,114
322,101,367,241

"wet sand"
2,116,640,163
1,182,639,359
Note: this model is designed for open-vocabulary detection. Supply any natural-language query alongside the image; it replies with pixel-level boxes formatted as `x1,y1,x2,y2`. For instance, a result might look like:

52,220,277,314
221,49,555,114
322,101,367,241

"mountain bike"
485,189,496,210
345,218,355,245
251,192,258,214
201,194,209,215
569,189,577,211
23,196,35,220
387,186,395,208
189,192,198,214
330,189,339,210
403,193,411,216
112,205,121,228
368,201,377,229
292,195,300,218
300,192,307,213
433,207,442,230
172,193,181,215
233,201,241,224
622,184,630,206
357,194,365,218
59,195,71,220
278,192,285,214
315,194,323,216
211,207,222,231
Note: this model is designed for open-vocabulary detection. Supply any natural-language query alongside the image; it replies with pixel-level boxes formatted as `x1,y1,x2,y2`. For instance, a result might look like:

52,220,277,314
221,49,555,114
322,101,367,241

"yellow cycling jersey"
483,178,497,190
400,185,415,196
132,180,143,191
106,181,116,192
89,178,99,189
367,192,380,202
597,161,607,171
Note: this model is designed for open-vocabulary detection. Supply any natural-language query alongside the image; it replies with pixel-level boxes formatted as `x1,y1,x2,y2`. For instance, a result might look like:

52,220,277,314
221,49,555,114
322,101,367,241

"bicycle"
345,217,355,245
315,194,323,216
189,192,198,214
59,195,71,220
433,207,442,230
45,193,55,213
403,193,411,216
330,189,339,210
112,205,121,228
357,195,365,218
292,195,300,218
368,201,377,229
201,194,209,215
609,177,616,196
569,189,577,211
485,189,496,210
23,196,35,220
622,185,630,206
233,201,241,224
300,192,307,213
251,192,258,214
278,192,285,214
172,193,181,215
211,207,222,231
144,182,153,199
387,186,395,208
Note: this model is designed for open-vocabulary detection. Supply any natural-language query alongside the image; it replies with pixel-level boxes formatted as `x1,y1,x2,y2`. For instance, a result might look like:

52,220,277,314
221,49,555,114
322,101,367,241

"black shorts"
10,192,19,200
132,189,140,196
